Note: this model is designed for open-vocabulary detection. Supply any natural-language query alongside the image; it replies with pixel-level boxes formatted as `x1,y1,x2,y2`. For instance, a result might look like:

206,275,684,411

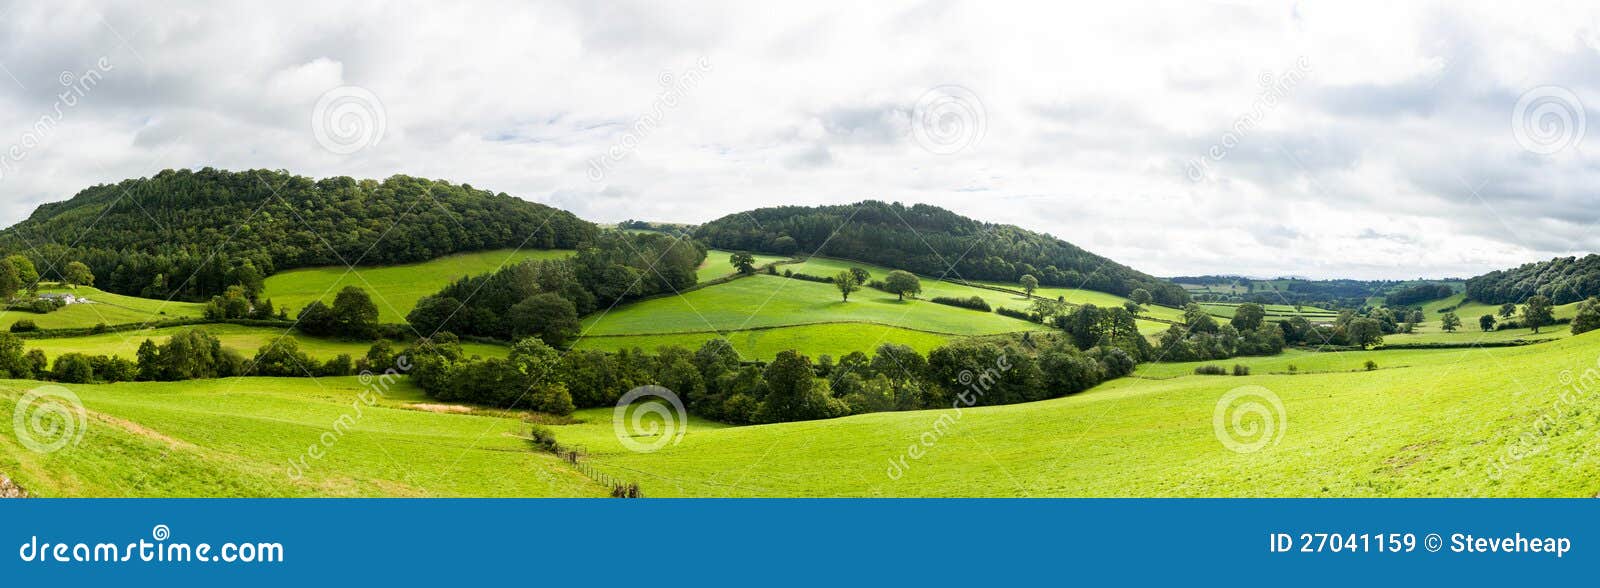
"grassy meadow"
698,250,792,282
20,324,508,362
262,248,573,322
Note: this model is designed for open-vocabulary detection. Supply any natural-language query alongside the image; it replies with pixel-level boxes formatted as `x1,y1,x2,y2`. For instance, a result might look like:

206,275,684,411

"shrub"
1364,360,1378,371
527,425,560,453
1194,364,1227,375
10,319,37,333
930,295,992,312
1232,364,1250,376
996,306,1041,323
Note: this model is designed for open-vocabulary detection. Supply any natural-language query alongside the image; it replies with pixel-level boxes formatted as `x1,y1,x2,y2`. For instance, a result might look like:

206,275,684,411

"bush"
10,319,37,333
1232,364,1250,376
1364,360,1378,371
1194,365,1227,375
527,425,560,453
930,295,992,312
996,306,1042,323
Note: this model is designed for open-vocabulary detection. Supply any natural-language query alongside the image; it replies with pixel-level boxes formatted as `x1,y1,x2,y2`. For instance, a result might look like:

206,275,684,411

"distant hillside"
694,200,1188,306
0,168,595,300
1466,254,1600,305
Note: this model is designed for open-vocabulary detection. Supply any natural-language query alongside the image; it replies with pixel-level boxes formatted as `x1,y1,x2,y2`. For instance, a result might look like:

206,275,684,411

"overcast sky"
1,1,1598,279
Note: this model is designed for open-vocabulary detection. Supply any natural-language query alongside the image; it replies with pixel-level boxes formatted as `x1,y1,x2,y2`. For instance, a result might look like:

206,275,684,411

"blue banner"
0,499,1588,585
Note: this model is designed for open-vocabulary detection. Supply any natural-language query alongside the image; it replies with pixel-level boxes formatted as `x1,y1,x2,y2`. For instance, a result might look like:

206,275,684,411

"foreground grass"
0,376,602,497
553,331,1600,497
262,248,574,322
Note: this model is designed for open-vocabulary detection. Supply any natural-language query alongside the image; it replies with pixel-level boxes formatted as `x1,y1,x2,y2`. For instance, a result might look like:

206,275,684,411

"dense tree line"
407,232,705,341
1385,283,1455,307
694,200,1188,306
1465,254,1600,305
404,332,1136,424
0,168,595,301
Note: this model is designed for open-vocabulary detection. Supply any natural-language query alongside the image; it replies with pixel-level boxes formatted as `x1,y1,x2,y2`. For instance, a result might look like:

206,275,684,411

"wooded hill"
0,168,594,301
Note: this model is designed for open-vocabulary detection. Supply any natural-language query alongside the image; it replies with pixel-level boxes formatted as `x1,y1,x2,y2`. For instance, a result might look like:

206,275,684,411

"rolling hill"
695,200,1189,306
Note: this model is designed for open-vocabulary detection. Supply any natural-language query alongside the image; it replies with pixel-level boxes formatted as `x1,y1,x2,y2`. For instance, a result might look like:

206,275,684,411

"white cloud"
0,0,1596,279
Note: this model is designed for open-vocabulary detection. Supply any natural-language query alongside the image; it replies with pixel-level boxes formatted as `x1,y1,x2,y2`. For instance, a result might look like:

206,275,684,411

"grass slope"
0,286,206,329
0,376,600,497
550,330,1600,497
582,273,1050,337
262,248,573,323
573,323,951,361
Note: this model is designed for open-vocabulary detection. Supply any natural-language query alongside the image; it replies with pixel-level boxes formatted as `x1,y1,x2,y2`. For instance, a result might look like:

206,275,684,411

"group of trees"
403,330,1138,424
0,169,595,301
0,328,373,385
298,286,381,339
695,200,1188,306
1154,303,1287,362
408,232,705,343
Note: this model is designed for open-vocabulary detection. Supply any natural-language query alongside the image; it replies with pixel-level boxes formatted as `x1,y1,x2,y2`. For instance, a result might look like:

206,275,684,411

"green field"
262,248,574,323
0,285,206,330
572,323,952,361
548,330,1600,497
21,324,508,363
697,250,792,282
1199,302,1339,321
0,376,600,497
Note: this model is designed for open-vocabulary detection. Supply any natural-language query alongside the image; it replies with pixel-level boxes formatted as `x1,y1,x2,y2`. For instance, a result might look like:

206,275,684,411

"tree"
730,252,756,274
1129,288,1152,307
1524,295,1555,333
1479,314,1497,332
0,261,19,301
62,261,94,287
1440,311,1461,332
1020,274,1039,297
756,350,844,423
1345,318,1384,348
330,285,379,339
1232,302,1266,330
848,267,871,285
1498,303,1517,319
1572,297,1600,335
833,270,860,302
508,292,580,347
4,255,38,292
883,270,922,301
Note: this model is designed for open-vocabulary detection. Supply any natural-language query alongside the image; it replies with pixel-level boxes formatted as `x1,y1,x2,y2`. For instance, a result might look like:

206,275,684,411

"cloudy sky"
1,1,1598,279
